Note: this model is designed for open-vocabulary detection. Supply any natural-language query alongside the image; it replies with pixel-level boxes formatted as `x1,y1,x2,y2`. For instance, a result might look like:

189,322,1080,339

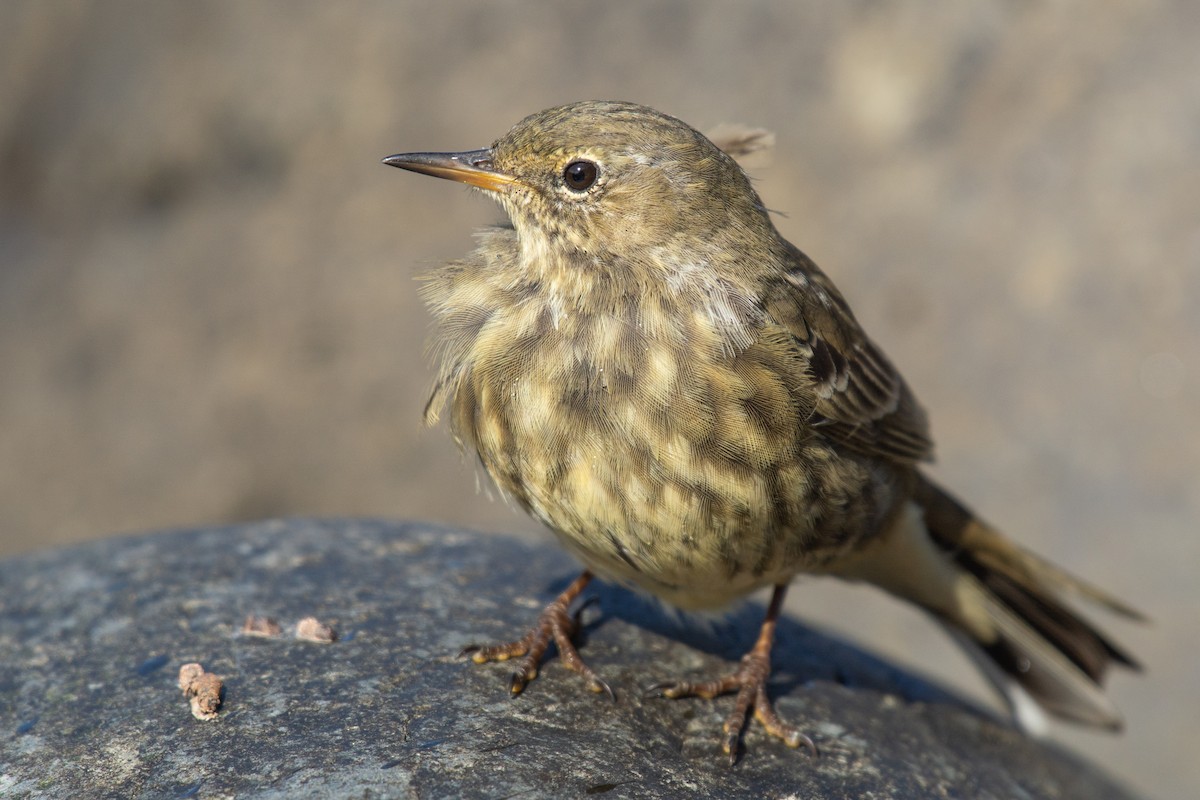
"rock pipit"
383,101,1141,762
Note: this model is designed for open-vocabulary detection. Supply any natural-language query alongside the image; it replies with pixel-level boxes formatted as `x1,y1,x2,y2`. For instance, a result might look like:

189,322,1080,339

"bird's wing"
760,245,934,464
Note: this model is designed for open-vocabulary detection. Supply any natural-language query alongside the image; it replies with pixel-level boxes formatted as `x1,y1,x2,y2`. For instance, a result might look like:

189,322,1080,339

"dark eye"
562,160,599,191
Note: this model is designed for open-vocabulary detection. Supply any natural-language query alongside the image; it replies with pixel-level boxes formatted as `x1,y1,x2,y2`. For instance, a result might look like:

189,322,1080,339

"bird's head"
384,101,778,275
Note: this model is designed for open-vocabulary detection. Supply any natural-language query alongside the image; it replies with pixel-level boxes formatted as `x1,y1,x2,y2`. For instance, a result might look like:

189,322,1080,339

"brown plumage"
383,100,1141,761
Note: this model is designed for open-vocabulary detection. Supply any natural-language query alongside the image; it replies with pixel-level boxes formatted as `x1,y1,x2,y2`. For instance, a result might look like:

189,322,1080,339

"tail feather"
914,475,1146,622
966,572,1126,729
941,625,1053,736
912,474,1142,730
971,557,1139,680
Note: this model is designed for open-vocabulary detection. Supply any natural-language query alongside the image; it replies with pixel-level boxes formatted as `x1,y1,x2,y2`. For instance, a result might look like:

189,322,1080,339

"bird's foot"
648,585,816,764
649,647,816,764
459,570,614,700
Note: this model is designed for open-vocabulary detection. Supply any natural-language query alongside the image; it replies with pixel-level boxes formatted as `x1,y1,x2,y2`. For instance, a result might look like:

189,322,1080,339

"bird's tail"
830,474,1143,732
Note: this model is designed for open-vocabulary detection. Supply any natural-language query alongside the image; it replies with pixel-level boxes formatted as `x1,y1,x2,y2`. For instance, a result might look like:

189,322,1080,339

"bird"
382,100,1142,762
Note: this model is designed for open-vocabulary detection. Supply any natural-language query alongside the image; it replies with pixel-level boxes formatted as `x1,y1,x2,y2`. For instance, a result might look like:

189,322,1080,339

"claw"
725,736,740,767
588,675,617,702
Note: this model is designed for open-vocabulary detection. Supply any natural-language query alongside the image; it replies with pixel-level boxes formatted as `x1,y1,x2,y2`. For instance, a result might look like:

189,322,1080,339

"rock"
0,519,1140,799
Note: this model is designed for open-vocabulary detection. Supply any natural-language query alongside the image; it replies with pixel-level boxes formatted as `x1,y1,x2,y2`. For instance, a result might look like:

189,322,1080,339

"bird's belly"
466,349,891,610
527,442,815,609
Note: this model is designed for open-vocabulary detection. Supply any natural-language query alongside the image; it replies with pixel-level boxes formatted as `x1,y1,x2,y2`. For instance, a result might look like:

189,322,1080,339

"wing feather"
761,245,934,464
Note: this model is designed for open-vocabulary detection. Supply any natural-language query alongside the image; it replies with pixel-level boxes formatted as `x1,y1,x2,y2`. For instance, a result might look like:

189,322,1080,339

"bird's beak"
381,148,517,193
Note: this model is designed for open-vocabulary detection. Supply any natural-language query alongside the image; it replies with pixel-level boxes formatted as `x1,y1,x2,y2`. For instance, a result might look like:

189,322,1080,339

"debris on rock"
295,616,337,643
241,614,283,638
178,662,224,720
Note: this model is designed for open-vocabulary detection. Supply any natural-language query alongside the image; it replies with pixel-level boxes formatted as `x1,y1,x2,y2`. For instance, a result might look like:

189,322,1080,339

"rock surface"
0,520,1139,799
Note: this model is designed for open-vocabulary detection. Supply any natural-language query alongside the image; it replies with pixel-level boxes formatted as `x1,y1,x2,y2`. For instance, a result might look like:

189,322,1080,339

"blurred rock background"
0,2,1194,797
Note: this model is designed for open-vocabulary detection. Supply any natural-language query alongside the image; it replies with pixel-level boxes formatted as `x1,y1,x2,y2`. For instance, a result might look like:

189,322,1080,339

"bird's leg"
649,584,817,764
460,570,614,699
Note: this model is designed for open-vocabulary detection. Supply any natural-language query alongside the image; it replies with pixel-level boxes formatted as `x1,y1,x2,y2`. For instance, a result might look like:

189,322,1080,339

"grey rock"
0,520,1140,799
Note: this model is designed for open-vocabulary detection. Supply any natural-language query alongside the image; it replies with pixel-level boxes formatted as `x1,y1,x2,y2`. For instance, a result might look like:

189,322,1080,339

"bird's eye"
562,160,599,191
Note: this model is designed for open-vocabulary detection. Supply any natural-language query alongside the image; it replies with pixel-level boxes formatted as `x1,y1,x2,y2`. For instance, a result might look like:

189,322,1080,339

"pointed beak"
381,148,517,193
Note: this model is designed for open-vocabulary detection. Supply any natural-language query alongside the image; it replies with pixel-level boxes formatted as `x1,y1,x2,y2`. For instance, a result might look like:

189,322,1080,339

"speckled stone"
0,520,1140,799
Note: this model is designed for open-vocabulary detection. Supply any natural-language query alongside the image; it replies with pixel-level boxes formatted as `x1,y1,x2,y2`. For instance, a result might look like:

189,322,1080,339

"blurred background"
1,2,1195,797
